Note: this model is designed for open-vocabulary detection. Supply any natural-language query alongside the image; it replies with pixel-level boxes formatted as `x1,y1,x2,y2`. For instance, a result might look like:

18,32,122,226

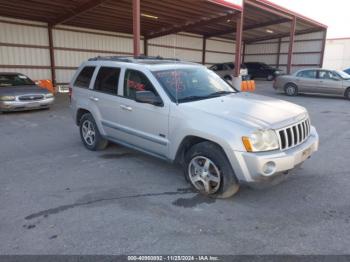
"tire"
267,74,274,81
284,83,298,96
345,88,350,100
79,113,108,151
184,141,239,198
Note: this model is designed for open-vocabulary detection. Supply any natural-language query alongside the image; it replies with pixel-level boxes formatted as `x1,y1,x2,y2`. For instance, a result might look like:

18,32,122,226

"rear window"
74,66,95,88
297,70,316,79
94,67,120,95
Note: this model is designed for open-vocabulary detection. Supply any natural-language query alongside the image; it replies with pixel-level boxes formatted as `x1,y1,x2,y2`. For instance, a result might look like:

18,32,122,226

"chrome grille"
19,94,44,101
277,118,311,150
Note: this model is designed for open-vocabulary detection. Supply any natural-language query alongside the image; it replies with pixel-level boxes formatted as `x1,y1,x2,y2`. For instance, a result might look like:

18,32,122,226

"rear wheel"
285,83,298,96
184,142,239,198
345,88,350,100
79,113,108,151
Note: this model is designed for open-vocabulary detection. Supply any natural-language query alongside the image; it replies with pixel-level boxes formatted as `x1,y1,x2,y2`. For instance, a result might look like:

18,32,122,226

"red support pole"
234,12,243,77
287,16,296,74
202,36,207,65
276,37,281,69
242,41,246,64
319,29,327,68
48,26,56,85
133,0,140,57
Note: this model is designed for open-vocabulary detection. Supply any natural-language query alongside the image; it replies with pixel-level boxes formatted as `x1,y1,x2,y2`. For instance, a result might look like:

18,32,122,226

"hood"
181,92,307,130
0,85,49,96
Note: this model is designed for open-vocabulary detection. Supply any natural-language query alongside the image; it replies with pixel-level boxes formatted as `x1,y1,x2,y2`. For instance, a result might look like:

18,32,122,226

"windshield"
335,70,350,80
0,74,35,87
153,67,236,103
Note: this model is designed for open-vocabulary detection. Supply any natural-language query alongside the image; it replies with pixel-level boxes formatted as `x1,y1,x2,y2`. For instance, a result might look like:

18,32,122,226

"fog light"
262,161,276,176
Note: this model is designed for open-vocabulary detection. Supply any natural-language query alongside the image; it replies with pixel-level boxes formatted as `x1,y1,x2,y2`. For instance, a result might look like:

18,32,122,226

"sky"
228,0,350,39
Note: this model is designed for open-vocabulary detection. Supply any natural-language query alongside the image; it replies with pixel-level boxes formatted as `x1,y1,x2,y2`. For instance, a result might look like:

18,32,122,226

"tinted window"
94,67,120,94
297,70,317,79
124,69,159,100
0,74,34,87
74,66,95,88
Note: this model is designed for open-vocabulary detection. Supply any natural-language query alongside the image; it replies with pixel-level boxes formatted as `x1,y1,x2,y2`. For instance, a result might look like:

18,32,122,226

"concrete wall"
324,38,350,70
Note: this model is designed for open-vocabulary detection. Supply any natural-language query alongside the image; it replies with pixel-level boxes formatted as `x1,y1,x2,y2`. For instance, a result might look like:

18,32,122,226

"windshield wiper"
177,91,234,103
207,91,235,97
177,95,208,102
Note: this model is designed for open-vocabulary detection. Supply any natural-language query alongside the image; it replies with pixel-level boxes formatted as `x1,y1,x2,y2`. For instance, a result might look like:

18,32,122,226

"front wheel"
79,113,108,151
184,142,239,198
285,83,298,96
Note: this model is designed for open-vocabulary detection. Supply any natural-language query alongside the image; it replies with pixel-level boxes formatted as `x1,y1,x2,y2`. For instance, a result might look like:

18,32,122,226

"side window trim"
89,65,100,89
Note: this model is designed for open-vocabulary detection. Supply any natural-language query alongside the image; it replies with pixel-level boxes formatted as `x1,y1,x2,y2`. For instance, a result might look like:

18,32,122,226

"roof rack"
88,55,181,62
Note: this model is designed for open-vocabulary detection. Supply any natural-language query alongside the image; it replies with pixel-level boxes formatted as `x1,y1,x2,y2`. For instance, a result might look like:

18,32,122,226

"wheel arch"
174,135,227,166
76,108,91,125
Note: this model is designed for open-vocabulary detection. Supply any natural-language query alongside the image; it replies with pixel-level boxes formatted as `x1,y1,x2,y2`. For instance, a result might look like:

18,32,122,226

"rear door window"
123,69,159,100
94,67,120,95
297,70,317,79
74,66,95,88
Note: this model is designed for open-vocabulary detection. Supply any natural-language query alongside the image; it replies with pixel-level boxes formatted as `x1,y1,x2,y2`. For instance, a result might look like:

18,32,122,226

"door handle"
89,97,99,102
120,105,133,111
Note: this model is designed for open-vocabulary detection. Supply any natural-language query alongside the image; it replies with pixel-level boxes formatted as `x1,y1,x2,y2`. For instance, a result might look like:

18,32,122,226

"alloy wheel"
82,120,96,146
188,156,221,194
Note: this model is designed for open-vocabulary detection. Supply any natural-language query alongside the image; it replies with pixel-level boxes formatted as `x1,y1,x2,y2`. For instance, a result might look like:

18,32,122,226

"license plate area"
302,146,312,160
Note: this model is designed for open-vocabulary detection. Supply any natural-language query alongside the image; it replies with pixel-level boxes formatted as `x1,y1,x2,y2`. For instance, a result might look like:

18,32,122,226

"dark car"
0,72,55,112
245,62,283,81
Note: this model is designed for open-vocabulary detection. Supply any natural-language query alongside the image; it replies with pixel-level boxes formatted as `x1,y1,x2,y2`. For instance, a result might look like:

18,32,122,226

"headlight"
0,95,16,101
242,130,279,152
45,93,54,98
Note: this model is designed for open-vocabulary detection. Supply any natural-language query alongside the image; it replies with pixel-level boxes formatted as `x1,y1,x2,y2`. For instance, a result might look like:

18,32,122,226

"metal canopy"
0,0,325,41
0,0,327,80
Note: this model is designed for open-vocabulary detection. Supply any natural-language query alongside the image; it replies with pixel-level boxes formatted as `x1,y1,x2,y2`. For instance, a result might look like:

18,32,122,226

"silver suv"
70,56,319,198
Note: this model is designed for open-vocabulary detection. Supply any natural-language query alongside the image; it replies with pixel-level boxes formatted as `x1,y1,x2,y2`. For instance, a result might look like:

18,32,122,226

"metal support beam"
246,27,322,44
202,37,207,65
50,0,107,26
287,16,296,74
319,29,327,68
146,12,237,40
234,13,243,77
144,38,148,56
48,26,56,85
133,0,141,57
205,18,289,38
276,37,282,69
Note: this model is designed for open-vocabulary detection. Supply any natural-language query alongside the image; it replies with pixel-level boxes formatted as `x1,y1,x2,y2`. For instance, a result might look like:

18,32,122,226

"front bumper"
0,97,55,112
232,126,319,183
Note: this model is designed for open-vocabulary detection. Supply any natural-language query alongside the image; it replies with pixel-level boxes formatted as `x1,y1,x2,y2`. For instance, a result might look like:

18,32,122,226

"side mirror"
135,91,163,106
